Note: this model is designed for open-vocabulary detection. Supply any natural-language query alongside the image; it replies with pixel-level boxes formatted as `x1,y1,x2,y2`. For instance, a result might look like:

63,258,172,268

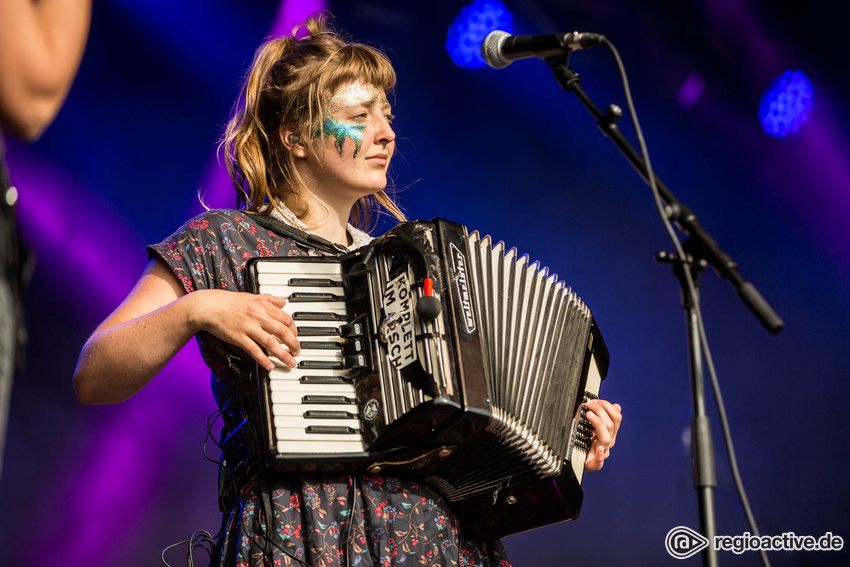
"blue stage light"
446,0,513,69
759,70,814,138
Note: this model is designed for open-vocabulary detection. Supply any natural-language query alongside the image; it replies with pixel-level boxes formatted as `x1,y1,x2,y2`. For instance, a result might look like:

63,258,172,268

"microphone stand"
545,53,783,334
543,52,783,567
659,250,718,567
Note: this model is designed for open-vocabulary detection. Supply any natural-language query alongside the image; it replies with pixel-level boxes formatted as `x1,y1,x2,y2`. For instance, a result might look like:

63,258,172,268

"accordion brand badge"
362,398,381,423
449,243,476,334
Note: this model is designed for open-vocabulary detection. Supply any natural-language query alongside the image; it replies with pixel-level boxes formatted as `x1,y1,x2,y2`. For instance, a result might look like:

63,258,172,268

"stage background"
1,1,848,565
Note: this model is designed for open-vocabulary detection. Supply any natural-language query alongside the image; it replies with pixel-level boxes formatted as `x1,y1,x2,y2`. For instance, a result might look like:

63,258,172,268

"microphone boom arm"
546,54,783,334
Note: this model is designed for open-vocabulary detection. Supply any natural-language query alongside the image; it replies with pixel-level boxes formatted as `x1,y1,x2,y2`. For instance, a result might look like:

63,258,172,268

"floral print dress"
148,209,511,567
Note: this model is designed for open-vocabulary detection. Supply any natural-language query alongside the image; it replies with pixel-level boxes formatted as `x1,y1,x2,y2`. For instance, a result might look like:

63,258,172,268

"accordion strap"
246,211,347,255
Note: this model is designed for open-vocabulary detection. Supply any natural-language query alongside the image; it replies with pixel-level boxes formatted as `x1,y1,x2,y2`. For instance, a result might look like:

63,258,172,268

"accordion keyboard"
255,260,367,456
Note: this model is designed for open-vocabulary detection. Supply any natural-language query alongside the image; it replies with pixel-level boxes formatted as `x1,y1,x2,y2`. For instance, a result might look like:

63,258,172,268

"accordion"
246,218,609,539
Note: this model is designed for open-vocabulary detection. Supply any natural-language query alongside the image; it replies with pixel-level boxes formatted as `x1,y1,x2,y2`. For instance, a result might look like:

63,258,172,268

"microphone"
481,30,605,69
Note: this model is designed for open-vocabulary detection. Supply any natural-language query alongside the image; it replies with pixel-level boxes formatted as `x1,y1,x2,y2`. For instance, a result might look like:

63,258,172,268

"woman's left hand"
583,399,622,472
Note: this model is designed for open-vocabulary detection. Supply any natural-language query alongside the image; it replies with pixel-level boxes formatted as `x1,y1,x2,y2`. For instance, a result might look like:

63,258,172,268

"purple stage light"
271,0,327,37
446,0,513,69
676,71,706,109
759,70,814,138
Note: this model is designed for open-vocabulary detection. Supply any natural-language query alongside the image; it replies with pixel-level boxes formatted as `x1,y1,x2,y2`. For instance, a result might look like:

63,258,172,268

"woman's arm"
72,258,300,405
0,0,92,140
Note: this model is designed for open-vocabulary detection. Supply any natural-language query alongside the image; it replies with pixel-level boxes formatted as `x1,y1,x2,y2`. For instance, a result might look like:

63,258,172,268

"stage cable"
602,38,771,567
238,402,313,567
161,404,311,567
345,474,359,567
161,407,238,566
161,530,216,567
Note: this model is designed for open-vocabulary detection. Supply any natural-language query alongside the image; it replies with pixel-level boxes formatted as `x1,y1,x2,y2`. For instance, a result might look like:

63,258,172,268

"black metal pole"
545,54,783,335
660,252,719,567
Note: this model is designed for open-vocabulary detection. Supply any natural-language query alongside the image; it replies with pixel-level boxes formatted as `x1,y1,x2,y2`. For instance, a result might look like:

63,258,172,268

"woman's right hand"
188,289,300,371
74,259,300,404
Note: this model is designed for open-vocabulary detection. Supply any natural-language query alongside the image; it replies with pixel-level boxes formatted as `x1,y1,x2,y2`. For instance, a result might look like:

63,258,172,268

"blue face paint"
322,115,366,157
322,82,388,159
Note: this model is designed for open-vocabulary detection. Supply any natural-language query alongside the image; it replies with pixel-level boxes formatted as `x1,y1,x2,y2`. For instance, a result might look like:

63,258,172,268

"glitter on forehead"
327,81,388,114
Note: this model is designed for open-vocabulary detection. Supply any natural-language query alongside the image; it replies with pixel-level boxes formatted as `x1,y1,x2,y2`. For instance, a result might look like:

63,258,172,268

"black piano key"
298,360,344,370
298,341,342,351
299,375,351,384
303,410,357,419
301,395,354,404
293,311,346,321
297,326,341,336
288,278,342,287
305,425,358,435
288,292,343,302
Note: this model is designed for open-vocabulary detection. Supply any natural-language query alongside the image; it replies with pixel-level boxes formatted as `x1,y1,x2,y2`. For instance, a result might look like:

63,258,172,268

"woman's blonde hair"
221,14,405,229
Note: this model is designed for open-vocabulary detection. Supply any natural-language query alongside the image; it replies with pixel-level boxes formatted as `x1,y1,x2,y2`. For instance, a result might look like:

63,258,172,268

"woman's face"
313,80,395,201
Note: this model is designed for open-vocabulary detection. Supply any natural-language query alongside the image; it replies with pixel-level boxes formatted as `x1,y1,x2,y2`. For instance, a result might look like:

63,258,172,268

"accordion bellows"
431,230,598,500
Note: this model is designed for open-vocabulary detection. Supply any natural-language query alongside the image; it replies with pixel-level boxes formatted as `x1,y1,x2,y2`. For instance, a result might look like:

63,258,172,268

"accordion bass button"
341,339,365,356
343,354,367,369
339,323,364,338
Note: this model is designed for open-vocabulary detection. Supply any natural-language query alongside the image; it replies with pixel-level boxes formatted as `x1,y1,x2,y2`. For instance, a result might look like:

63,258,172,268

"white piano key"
284,303,348,316
257,262,342,276
275,427,361,442
270,352,346,367
295,349,344,359
273,415,361,429
272,403,360,416
269,382,357,395
257,271,342,285
269,390,357,405
262,285,344,297
269,381,356,395
267,342,344,366
268,367,350,380
275,439,366,454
